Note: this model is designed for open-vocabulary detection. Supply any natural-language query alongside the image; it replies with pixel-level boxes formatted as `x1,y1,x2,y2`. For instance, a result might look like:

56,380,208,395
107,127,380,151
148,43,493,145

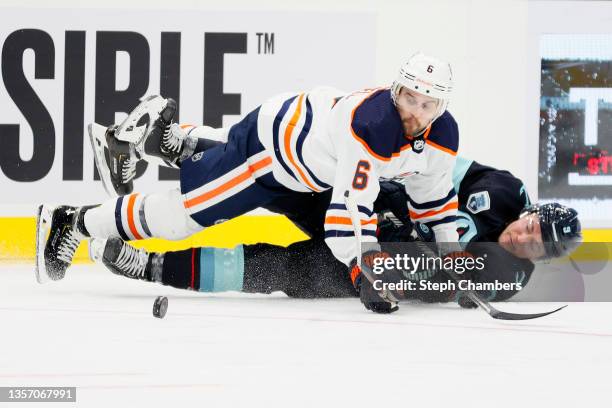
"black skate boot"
142,98,185,165
89,96,192,197
89,120,139,197
104,125,136,196
35,205,85,283
89,237,160,282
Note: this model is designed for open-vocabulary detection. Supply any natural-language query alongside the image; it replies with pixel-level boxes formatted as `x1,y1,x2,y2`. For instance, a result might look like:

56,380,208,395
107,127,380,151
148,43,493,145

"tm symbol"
256,33,274,54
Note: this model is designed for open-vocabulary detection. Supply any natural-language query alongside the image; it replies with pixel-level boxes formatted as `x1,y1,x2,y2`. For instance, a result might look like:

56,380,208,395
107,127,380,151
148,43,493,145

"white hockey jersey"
190,87,460,265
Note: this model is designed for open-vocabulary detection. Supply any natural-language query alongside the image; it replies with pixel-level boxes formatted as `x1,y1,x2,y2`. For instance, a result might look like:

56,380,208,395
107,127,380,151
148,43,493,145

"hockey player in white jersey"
37,52,460,313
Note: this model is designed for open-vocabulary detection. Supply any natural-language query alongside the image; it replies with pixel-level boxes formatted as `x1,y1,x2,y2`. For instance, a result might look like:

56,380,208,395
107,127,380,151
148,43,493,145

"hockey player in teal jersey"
89,157,581,313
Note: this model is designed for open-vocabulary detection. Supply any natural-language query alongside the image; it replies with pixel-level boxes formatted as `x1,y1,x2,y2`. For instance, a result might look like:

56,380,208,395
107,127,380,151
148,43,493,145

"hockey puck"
153,296,168,318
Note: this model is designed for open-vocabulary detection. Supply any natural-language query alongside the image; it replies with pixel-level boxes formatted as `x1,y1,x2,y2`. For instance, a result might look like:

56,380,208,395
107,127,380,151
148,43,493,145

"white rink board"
1,264,611,408
0,8,375,215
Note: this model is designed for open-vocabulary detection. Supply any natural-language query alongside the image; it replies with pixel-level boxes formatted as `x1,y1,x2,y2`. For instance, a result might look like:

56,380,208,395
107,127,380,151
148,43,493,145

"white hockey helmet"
391,52,453,128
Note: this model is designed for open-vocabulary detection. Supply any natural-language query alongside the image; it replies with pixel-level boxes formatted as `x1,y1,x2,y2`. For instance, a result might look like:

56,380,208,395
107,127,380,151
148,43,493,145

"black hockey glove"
412,221,435,242
376,216,414,242
349,252,400,314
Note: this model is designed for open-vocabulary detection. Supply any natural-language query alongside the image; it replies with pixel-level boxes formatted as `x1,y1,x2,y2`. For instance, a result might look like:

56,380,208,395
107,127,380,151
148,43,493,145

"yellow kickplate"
1,216,609,263
0,215,309,264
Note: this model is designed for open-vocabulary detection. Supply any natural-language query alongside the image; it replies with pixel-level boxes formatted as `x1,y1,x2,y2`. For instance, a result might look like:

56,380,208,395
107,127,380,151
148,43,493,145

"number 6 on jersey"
352,160,371,190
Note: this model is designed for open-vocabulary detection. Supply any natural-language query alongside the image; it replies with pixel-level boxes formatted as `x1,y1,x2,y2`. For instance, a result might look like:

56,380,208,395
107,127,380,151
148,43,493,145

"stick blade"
490,305,567,321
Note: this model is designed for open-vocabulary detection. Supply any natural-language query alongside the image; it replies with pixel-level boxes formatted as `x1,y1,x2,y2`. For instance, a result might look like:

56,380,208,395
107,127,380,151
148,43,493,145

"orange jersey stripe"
325,216,377,226
184,156,272,209
283,94,321,192
426,139,457,156
351,130,413,161
126,194,143,240
409,201,458,220
248,156,272,172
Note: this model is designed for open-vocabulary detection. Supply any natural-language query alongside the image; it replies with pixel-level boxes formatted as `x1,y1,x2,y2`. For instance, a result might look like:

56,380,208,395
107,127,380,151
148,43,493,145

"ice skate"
89,123,135,196
89,237,152,281
89,95,185,197
35,205,84,283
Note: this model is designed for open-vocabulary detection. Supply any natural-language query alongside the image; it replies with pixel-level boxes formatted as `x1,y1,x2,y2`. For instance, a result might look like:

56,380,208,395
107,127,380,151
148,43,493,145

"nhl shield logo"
466,191,490,214
191,152,204,162
412,138,425,154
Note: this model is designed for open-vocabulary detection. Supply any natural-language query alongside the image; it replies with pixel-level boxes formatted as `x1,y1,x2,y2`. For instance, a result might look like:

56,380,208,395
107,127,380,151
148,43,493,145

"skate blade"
114,95,167,146
88,123,120,198
35,205,52,284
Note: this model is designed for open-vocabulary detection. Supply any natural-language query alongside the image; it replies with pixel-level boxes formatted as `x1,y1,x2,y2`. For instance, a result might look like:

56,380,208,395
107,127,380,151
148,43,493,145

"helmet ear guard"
520,203,582,259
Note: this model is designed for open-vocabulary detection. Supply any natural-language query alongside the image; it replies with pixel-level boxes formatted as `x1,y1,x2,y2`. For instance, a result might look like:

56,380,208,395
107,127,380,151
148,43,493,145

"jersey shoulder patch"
350,89,407,161
466,190,491,214
460,161,530,222
426,111,459,155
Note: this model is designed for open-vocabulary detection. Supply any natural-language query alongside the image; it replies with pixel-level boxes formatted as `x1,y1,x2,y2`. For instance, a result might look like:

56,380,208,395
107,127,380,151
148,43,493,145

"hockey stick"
412,240,566,320
344,191,398,305
344,190,565,320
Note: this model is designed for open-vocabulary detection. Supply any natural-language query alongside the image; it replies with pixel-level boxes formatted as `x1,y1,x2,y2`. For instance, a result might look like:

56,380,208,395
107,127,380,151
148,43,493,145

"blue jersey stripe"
295,98,331,190
272,96,299,184
327,203,346,211
424,215,457,229
114,196,129,241
325,230,354,238
407,189,456,210
324,230,377,238
327,203,374,217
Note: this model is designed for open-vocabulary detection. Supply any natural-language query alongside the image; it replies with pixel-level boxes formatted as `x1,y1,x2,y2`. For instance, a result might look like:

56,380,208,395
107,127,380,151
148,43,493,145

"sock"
160,245,244,292
84,189,202,241
198,246,244,292
84,194,153,240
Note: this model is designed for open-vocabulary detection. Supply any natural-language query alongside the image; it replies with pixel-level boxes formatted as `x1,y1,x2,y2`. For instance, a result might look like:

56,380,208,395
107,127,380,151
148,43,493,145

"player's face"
395,87,440,135
498,214,546,260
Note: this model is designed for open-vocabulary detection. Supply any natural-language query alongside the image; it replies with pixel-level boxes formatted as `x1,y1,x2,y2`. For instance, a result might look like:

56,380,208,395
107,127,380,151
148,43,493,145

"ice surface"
1,264,611,408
